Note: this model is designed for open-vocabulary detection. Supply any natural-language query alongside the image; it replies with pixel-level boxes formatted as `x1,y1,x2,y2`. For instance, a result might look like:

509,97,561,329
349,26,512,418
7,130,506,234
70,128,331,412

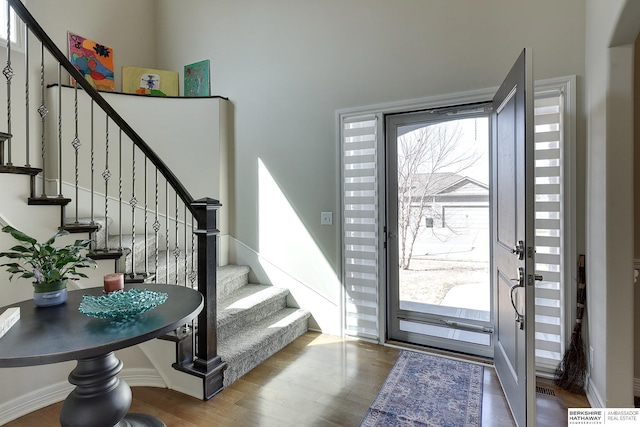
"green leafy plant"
0,225,96,292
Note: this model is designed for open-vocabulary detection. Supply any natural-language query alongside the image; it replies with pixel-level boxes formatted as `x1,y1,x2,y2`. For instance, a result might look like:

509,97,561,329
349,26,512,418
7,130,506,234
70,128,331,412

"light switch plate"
321,212,333,226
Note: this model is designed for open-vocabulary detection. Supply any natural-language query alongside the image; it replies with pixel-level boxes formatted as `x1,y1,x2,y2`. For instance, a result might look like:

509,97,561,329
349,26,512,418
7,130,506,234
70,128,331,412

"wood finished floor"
5,331,589,426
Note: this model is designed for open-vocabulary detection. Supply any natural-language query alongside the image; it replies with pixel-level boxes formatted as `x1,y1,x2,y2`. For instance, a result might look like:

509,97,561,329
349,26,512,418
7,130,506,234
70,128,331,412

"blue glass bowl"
79,288,168,320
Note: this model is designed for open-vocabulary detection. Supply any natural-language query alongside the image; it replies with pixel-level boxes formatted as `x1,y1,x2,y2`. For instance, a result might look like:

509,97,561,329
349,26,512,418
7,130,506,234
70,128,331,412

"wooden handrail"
7,0,196,215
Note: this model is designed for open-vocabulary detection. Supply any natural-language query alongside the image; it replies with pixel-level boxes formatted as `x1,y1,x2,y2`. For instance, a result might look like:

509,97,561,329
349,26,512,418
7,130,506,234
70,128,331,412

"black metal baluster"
144,157,148,279
72,81,80,223
130,143,137,279
102,117,110,250
56,63,62,197
38,42,47,196
118,129,122,251
23,23,29,167
90,101,94,226
153,167,160,283
184,204,188,286
174,192,180,285
3,0,13,166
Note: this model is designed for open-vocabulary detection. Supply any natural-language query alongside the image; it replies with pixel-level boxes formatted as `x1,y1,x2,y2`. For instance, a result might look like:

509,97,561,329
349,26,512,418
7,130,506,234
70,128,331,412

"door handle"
511,240,525,260
510,267,525,330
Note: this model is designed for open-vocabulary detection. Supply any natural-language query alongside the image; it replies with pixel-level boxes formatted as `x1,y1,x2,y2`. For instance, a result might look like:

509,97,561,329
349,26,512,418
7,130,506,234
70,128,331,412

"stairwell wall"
154,0,587,336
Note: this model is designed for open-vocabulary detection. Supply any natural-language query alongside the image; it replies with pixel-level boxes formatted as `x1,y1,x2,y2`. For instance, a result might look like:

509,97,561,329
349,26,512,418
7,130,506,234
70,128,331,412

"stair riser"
221,316,309,387
218,271,249,300
218,296,288,342
153,258,194,287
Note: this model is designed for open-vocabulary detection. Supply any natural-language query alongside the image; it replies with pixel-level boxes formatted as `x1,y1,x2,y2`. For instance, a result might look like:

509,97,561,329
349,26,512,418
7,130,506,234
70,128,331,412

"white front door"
492,48,536,427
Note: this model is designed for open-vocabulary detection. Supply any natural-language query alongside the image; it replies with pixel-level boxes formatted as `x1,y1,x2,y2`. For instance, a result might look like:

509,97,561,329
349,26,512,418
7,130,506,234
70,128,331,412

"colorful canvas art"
68,32,115,92
184,60,210,96
122,66,179,96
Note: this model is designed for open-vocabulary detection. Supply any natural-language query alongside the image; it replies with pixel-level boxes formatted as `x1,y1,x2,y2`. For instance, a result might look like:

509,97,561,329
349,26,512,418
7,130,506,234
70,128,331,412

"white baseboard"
0,367,165,425
0,379,72,425
585,374,605,408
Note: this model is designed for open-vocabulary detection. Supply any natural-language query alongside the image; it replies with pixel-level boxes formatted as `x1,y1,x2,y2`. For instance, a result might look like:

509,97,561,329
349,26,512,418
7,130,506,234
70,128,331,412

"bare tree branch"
397,120,481,269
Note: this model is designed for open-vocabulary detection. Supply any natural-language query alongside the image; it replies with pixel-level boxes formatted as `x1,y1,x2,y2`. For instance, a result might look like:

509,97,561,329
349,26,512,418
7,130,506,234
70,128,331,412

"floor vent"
536,386,556,396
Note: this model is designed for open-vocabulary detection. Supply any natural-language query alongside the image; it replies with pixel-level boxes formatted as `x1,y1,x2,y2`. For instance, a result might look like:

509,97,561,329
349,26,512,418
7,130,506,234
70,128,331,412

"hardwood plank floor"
4,331,589,426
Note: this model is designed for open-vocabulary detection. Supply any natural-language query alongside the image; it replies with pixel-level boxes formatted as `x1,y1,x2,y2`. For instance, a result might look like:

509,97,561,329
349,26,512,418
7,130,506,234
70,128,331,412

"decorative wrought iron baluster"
57,64,62,196
90,101,94,225
23,24,29,167
184,204,188,286
118,129,122,250
165,180,169,284
72,81,81,223
130,143,137,278
102,117,110,250
144,158,148,277
153,168,160,283
3,1,13,166
174,193,180,285
38,42,47,196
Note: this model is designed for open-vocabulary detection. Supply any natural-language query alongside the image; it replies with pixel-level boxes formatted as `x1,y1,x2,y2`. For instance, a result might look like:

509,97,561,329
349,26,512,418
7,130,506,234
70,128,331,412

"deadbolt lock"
511,240,525,260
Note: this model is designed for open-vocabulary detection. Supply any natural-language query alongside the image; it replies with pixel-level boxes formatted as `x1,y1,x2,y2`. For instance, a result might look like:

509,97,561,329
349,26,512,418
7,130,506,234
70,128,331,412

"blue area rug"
360,350,483,426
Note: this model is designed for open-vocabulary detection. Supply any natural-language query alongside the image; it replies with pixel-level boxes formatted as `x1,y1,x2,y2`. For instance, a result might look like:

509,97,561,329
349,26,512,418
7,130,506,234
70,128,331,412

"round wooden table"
0,284,204,427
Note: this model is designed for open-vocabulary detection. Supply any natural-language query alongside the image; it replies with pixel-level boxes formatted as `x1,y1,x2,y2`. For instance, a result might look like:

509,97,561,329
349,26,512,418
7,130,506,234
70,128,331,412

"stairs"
87,222,311,387
83,219,312,388
217,265,311,387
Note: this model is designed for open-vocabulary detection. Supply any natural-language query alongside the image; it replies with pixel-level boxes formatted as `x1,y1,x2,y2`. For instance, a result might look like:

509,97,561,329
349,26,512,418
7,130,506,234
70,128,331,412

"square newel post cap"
192,197,222,208
192,198,222,232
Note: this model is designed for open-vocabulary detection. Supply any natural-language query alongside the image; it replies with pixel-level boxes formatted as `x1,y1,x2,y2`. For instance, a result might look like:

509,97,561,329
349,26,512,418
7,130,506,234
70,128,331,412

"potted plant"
0,225,96,306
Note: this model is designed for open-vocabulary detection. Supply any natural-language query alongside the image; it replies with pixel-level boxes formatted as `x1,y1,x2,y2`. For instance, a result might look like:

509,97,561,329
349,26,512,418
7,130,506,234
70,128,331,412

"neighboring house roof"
410,172,488,197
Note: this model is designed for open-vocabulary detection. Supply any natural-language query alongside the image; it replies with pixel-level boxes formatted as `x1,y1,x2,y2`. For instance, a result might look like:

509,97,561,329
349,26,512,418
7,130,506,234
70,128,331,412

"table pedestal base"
60,352,165,427
118,413,166,427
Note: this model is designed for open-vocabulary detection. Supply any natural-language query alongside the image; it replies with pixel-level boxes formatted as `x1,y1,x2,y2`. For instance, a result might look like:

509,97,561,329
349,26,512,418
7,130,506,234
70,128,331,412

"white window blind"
534,89,565,371
0,1,19,44
339,78,574,364
341,114,380,340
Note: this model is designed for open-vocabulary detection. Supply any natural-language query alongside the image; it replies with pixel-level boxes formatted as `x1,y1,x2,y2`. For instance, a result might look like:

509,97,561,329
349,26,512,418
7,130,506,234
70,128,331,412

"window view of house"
396,117,490,314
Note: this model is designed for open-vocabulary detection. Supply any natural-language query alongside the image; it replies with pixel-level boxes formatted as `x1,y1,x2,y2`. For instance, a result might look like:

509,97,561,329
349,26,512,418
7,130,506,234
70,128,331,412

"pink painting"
68,32,114,91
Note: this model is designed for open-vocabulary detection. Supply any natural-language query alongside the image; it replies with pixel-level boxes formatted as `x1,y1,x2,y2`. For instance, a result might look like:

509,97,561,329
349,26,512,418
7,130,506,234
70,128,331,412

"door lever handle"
510,267,525,330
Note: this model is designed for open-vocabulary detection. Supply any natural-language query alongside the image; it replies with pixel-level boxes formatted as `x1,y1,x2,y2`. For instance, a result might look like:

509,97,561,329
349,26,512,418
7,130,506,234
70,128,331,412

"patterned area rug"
360,350,484,426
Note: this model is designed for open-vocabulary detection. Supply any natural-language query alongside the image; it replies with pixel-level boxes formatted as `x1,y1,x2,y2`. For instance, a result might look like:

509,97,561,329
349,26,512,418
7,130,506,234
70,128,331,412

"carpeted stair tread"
217,284,289,341
218,307,311,386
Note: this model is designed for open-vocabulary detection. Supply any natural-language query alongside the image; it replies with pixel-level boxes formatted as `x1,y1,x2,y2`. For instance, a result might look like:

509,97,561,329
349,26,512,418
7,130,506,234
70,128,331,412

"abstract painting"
122,66,179,96
184,60,210,96
68,32,115,92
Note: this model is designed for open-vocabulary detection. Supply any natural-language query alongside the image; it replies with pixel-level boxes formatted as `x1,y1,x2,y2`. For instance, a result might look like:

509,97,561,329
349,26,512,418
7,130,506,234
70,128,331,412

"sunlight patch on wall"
257,158,339,303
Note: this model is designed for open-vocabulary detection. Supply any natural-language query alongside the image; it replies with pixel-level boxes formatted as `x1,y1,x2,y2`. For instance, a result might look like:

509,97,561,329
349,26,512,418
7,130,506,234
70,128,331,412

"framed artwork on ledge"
68,32,115,92
184,59,210,96
122,66,179,96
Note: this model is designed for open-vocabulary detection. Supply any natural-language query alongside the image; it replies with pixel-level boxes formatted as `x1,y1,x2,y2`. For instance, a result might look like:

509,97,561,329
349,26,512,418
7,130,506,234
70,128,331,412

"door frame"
384,104,494,358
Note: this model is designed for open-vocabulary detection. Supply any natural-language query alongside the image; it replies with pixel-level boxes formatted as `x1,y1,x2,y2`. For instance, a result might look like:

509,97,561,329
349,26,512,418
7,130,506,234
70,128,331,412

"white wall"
584,0,636,408
25,0,157,87
154,0,586,334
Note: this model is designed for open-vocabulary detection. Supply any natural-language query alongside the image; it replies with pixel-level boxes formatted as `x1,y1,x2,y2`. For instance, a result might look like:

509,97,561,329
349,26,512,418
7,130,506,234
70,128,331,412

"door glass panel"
396,116,491,321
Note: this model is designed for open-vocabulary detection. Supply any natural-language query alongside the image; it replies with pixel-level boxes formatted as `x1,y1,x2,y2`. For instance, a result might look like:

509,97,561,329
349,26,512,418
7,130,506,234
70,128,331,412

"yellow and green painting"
68,32,114,92
122,66,179,97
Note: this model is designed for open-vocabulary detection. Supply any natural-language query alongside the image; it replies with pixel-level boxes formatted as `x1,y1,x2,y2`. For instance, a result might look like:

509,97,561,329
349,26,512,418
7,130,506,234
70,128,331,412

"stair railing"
0,0,224,399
